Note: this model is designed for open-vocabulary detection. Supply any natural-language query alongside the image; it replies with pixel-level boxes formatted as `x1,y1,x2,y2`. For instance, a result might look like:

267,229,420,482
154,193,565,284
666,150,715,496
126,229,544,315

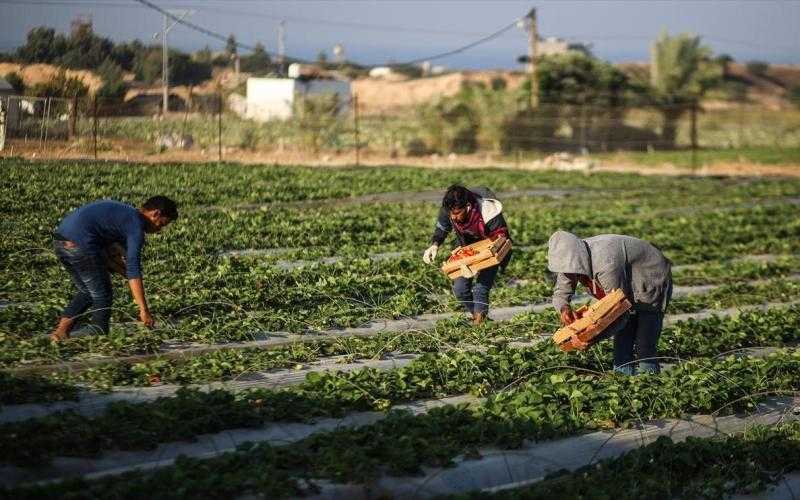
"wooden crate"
552,288,632,352
441,236,511,280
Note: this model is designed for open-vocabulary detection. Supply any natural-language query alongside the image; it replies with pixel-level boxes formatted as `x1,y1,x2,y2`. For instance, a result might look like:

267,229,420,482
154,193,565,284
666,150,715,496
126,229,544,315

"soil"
2,138,799,178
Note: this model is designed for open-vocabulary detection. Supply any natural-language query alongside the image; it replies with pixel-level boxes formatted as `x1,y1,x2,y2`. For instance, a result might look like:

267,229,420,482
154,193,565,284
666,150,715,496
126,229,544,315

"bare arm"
128,277,154,328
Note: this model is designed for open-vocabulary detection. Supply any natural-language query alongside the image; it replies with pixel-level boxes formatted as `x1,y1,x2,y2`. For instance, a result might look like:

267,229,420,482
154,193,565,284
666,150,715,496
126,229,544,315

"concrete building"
0,77,21,143
245,77,351,121
538,37,592,57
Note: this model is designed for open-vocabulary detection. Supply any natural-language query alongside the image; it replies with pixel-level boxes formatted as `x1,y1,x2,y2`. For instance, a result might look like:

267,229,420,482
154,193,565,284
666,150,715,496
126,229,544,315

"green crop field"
3,157,800,498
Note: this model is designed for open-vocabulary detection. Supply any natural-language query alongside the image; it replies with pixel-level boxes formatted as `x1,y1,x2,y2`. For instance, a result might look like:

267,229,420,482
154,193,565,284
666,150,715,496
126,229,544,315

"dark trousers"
452,264,500,315
54,240,113,335
613,310,663,375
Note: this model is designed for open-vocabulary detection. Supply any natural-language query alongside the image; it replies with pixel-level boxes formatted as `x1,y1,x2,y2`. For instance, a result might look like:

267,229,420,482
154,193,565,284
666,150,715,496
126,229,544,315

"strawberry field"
3,157,800,498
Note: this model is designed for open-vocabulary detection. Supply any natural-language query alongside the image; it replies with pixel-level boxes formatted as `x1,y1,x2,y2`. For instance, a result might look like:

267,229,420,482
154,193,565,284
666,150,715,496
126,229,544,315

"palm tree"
650,31,721,148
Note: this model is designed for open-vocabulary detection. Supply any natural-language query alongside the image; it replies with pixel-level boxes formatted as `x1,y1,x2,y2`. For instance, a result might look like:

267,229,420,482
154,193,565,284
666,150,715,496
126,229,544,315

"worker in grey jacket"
547,230,673,375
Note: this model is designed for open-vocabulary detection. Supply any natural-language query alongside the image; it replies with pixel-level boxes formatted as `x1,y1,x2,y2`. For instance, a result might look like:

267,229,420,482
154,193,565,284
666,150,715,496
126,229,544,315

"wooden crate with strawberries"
440,236,511,280
552,288,632,352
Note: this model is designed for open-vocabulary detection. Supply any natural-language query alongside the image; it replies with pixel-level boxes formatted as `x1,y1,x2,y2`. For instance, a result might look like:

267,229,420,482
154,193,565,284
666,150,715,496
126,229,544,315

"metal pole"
278,21,286,75
162,13,169,115
353,94,360,167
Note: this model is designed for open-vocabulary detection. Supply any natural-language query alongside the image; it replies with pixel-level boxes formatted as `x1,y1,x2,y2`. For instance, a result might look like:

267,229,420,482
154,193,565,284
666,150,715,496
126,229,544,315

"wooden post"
579,99,588,154
0,99,6,152
92,95,98,160
690,100,698,170
353,93,360,167
68,94,78,139
525,8,538,109
217,92,223,162
39,97,49,147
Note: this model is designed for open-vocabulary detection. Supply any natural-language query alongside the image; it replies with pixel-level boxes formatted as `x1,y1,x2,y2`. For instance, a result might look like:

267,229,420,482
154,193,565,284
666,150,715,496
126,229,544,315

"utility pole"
277,21,286,76
161,13,169,114
154,10,192,115
525,8,538,108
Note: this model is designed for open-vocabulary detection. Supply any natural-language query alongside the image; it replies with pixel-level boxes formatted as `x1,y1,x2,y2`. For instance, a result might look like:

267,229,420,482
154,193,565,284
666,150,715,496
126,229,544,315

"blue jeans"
54,240,113,335
613,310,663,375
452,264,501,315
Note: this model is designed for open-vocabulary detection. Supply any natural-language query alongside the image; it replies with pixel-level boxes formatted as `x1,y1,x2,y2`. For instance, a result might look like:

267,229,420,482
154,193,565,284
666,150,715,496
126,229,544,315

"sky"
0,0,798,69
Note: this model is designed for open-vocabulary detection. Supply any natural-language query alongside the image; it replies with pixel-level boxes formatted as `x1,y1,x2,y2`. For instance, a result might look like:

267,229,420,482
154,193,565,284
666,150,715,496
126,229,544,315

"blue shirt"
56,200,146,278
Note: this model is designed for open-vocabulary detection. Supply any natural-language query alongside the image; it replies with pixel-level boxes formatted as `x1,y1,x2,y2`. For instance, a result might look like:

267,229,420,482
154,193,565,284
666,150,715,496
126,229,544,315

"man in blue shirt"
49,196,178,342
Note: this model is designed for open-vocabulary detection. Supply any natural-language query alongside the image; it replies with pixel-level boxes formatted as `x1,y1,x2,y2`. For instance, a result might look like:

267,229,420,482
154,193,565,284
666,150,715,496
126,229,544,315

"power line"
2,0,795,56
133,0,521,67
177,6,490,39
0,0,495,38
131,0,300,60
388,20,520,66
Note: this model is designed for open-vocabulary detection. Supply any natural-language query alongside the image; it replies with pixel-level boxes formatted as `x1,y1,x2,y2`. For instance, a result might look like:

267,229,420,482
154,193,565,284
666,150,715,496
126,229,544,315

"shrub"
292,93,345,152
790,86,800,110
3,72,25,94
501,106,559,152
746,60,769,77
404,138,428,157
417,99,478,154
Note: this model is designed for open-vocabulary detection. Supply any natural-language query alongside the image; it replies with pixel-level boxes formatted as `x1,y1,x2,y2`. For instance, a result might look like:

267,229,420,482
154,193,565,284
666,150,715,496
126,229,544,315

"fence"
1,92,798,168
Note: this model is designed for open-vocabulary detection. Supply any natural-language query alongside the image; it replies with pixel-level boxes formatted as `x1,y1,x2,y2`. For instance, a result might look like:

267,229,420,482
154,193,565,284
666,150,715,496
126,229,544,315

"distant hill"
3,61,798,115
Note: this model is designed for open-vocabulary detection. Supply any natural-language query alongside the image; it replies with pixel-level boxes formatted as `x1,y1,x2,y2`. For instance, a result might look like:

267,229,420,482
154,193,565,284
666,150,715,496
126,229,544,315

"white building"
368,66,394,78
538,37,592,57
0,78,21,143
246,77,352,121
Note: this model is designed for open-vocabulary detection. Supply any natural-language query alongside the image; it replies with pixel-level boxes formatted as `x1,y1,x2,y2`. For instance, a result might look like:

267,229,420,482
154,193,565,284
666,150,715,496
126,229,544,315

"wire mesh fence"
1,91,798,167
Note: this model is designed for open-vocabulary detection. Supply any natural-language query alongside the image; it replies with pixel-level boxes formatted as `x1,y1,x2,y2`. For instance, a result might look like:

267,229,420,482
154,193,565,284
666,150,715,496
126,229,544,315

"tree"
789,86,800,110
195,45,213,65
111,40,145,71
226,34,238,57
455,82,511,153
16,27,68,64
16,25,123,70
418,97,478,154
29,70,88,98
537,52,633,150
59,24,114,69
538,52,630,106
169,52,212,86
133,48,162,84
317,50,328,66
96,58,127,102
240,42,271,74
650,31,722,148
3,72,25,94
133,47,210,86
715,54,734,78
